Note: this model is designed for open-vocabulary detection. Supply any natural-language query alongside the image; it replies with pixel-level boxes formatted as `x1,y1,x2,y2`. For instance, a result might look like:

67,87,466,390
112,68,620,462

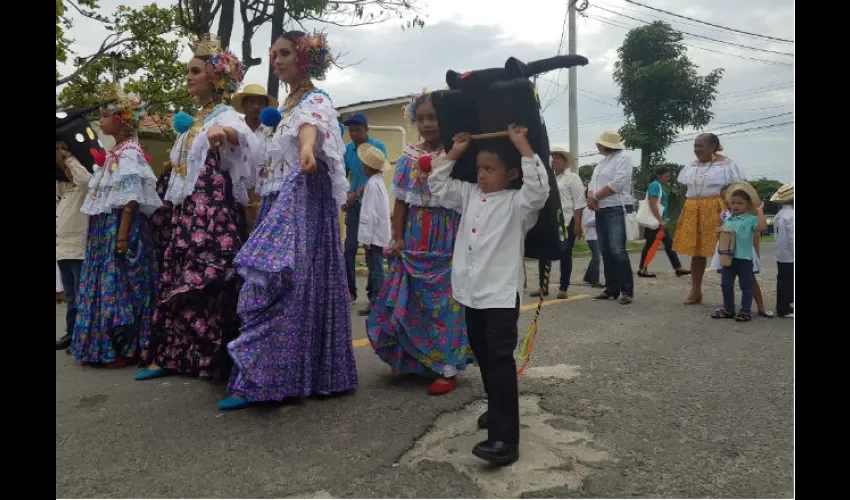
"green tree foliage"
58,4,192,138
748,177,784,214
579,163,595,185
613,21,723,169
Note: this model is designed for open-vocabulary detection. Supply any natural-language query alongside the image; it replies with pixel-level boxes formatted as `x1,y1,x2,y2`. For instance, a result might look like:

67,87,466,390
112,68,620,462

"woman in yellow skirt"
672,133,745,305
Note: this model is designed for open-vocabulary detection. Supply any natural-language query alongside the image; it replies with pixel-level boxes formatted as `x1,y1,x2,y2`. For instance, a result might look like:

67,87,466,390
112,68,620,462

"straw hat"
725,181,761,214
595,130,625,150
769,183,794,203
232,84,278,114
357,143,391,171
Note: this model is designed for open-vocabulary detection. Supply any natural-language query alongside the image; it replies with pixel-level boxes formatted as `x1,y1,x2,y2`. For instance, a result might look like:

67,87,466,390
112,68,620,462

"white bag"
625,209,640,241
636,191,662,230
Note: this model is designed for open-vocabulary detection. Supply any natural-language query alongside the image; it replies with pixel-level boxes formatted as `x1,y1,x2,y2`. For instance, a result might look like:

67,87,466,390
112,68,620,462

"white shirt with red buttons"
429,154,550,309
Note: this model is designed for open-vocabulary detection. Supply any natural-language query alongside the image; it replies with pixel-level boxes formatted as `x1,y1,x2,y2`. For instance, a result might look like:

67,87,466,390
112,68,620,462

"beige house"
337,95,421,239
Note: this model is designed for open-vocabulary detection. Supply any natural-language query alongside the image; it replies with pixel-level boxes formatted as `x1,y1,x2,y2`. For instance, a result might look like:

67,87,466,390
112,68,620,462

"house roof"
337,95,410,113
139,113,174,133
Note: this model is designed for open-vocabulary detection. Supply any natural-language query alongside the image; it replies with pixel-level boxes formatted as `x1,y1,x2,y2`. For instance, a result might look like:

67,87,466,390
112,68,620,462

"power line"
590,5,795,57
671,121,793,143
623,0,795,44
583,14,793,67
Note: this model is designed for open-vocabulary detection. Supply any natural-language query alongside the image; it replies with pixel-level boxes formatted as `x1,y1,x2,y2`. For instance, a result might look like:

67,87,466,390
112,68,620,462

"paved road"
56,243,793,498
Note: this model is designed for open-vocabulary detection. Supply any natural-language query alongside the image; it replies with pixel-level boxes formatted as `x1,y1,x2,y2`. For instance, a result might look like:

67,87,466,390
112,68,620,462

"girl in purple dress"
218,31,357,411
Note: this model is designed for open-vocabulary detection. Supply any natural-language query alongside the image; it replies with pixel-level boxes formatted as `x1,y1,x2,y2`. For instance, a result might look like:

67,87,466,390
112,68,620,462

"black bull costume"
56,105,104,182
430,54,589,373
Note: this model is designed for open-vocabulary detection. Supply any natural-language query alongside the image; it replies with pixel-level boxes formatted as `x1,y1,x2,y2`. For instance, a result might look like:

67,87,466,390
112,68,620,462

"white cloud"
59,0,794,181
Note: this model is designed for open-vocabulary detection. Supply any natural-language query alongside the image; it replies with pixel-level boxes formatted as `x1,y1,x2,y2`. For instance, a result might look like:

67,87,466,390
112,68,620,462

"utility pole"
568,1,589,172
567,0,579,172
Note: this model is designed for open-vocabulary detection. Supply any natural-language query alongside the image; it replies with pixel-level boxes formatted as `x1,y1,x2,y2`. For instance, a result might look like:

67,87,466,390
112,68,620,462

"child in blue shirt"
711,182,768,322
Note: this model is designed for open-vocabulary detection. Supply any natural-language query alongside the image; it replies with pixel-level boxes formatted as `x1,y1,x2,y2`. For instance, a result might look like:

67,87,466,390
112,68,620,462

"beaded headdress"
189,33,222,58
99,82,148,136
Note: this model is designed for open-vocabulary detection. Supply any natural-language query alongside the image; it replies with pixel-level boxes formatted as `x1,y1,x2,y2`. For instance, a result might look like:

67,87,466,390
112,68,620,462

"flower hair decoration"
207,50,248,98
402,88,430,124
100,83,148,135
293,32,333,81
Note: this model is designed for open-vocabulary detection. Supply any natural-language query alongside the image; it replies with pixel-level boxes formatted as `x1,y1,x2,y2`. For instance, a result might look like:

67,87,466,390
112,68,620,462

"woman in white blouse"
672,133,745,305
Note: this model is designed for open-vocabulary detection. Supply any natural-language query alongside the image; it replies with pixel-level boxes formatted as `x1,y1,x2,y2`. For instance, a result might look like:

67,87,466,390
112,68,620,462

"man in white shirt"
55,144,92,351
587,131,635,304
531,147,586,299
770,183,794,318
355,143,392,316
232,84,279,231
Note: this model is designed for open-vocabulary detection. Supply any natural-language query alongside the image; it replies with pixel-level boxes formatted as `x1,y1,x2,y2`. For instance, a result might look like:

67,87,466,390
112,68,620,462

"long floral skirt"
72,210,158,364
366,205,473,377
141,151,245,381
227,165,358,402
672,196,725,258
150,167,173,269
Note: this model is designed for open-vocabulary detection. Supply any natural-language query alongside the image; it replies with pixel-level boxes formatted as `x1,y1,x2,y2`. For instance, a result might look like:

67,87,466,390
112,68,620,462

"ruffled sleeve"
271,91,348,208
390,146,450,208
678,164,695,187
211,109,260,205
724,159,745,184
80,143,162,217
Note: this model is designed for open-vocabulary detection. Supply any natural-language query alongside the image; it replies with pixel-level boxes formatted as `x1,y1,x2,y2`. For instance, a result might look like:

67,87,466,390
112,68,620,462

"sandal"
637,270,657,278
556,290,568,300
619,295,633,305
593,292,616,301
758,311,775,319
675,269,692,277
711,308,735,319
684,295,703,305
735,312,752,322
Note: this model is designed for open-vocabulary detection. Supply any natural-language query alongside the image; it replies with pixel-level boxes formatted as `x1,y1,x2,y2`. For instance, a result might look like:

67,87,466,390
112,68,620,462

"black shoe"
472,440,519,466
56,334,72,351
357,307,371,317
477,411,489,429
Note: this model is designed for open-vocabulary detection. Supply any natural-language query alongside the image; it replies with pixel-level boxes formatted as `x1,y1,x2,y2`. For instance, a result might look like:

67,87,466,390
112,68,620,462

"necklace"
174,102,217,177
280,79,316,122
89,138,140,200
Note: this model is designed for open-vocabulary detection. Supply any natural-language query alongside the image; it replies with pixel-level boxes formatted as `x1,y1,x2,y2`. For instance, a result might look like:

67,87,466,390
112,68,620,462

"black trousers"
776,262,794,316
465,296,521,445
639,226,682,270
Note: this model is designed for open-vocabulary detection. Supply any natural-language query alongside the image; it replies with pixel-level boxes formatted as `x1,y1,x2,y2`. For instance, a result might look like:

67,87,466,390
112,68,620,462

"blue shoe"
217,395,250,411
134,367,168,381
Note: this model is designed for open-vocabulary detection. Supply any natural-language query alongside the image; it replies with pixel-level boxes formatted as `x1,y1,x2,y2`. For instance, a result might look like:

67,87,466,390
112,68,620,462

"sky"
58,0,795,181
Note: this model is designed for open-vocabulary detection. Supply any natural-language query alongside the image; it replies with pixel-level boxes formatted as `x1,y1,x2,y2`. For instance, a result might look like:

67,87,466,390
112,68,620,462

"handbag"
636,190,662,230
717,229,736,267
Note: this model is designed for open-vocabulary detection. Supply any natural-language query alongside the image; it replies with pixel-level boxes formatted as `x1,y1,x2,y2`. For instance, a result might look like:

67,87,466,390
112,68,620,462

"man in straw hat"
355,143,392,316
232,84,279,230
531,146,586,300
587,130,636,305
770,183,794,318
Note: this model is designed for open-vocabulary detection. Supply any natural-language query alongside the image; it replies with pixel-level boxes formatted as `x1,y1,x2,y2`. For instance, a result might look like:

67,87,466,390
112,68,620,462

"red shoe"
106,358,131,368
428,377,457,395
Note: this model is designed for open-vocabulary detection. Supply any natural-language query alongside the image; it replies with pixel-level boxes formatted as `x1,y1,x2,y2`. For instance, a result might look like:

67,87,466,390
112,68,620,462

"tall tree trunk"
640,148,651,171
266,0,286,100
217,0,235,49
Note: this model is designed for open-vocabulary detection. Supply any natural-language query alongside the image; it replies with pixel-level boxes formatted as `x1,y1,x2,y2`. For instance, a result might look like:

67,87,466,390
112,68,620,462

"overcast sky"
58,0,795,181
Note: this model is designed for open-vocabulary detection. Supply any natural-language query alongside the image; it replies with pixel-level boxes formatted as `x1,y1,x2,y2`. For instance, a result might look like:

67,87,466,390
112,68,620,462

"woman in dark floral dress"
136,34,258,382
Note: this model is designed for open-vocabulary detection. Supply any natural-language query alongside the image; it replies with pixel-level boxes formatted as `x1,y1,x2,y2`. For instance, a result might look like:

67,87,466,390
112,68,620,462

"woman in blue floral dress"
366,92,473,395
73,84,162,366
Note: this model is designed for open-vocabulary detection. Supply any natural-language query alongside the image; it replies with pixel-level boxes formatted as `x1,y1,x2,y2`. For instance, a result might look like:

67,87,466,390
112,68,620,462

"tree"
579,163,595,185
748,177,784,214
613,21,723,169
58,3,193,139
56,1,179,86
176,0,426,99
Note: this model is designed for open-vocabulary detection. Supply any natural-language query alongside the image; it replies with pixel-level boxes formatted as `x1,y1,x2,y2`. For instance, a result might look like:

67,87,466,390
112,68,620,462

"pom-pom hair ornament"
402,89,430,125
172,112,194,134
260,107,282,128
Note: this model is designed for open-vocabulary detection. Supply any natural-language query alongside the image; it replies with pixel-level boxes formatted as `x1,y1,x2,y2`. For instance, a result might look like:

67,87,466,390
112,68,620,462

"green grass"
760,234,776,243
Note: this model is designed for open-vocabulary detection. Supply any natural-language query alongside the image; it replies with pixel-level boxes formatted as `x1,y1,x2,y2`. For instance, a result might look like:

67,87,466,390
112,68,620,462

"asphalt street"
56,243,793,498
